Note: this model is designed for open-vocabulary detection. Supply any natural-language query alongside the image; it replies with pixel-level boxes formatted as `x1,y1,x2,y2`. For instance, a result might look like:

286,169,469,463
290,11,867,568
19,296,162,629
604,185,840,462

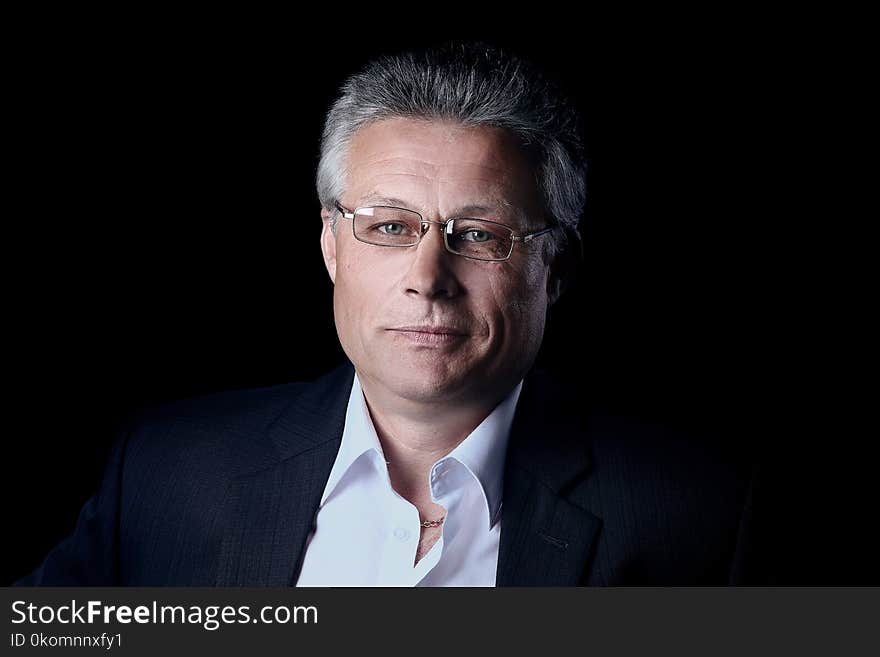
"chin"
371,359,478,403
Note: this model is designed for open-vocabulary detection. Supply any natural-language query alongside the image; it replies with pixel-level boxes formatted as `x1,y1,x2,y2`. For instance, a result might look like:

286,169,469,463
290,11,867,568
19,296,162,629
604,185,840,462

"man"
19,42,764,586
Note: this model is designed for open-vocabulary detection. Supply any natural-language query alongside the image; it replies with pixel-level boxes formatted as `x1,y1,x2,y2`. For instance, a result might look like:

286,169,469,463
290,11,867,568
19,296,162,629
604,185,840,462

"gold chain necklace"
384,459,445,529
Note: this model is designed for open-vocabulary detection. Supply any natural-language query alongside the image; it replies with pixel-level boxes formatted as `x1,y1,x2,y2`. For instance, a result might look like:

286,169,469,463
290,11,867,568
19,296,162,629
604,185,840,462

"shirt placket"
374,460,422,585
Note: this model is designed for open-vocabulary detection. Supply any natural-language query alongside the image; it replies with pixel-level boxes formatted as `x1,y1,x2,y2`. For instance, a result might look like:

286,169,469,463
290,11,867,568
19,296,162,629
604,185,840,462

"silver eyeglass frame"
333,201,556,262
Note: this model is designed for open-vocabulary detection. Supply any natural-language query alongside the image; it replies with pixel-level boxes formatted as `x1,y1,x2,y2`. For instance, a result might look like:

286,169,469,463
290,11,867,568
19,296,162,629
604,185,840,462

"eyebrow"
357,193,413,208
355,193,523,222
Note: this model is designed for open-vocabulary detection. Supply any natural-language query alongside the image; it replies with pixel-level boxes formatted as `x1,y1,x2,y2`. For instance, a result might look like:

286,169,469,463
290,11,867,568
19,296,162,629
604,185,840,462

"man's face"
320,117,555,406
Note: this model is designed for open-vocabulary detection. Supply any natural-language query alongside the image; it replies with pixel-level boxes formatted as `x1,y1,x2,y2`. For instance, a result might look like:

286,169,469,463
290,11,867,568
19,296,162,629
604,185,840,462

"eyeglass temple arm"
516,226,558,243
334,202,355,220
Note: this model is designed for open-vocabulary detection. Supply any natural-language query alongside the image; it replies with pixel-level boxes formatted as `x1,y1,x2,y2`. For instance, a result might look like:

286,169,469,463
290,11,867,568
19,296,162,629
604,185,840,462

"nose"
400,222,462,299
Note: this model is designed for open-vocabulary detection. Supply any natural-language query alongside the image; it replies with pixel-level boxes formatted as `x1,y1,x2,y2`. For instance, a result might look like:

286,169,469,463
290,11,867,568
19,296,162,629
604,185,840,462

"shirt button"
393,527,410,541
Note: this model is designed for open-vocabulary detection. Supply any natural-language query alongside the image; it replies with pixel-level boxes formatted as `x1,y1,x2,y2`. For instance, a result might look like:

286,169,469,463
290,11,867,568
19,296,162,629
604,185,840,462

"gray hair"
316,42,586,263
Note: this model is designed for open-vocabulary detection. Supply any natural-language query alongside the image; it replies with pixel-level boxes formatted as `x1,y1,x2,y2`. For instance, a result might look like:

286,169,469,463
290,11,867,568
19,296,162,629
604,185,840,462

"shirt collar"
438,381,522,528
320,374,387,507
320,373,524,528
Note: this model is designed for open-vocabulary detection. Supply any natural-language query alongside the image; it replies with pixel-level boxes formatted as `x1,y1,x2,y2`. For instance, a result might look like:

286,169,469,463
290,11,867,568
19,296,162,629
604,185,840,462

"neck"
357,372,512,508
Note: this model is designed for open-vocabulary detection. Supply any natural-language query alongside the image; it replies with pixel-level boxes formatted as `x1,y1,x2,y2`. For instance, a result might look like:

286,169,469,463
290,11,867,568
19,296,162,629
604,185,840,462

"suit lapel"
215,364,354,586
496,370,602,586
495,462,602,586
214,443,340,586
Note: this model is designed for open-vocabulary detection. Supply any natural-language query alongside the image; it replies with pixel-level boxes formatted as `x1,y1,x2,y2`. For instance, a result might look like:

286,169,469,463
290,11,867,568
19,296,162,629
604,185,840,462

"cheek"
483,260,549,342
333,246,370,340
333,244,398,326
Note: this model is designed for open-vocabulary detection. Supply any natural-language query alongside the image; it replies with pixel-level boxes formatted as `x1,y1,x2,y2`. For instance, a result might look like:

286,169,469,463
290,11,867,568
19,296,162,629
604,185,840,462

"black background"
4,10,868,584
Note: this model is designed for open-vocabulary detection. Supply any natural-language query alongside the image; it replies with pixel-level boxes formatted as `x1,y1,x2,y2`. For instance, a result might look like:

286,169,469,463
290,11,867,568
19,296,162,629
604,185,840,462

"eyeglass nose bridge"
416,218,455,237
376,217,460,261
433,220,476,261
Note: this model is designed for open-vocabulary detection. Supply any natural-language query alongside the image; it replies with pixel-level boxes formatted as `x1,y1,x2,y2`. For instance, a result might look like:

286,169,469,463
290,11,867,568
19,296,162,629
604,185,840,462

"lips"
386,326,469,346
388,326,467,335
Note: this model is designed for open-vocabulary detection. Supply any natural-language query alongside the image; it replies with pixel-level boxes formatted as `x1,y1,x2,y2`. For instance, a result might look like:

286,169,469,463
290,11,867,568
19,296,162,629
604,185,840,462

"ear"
320,208,337,284
547,272,566,307
546,229,582,306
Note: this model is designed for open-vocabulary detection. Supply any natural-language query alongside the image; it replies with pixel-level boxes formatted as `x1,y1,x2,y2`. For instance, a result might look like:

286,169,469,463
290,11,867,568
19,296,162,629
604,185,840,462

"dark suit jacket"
18,362,765,586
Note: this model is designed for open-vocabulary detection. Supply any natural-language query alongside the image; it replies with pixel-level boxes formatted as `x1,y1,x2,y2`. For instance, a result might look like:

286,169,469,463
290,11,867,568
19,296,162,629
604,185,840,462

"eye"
459,229,493,243
377,223,406,236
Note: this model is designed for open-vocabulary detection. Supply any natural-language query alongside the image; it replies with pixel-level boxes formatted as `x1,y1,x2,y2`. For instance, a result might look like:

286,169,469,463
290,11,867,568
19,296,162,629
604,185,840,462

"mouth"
386,326,469,346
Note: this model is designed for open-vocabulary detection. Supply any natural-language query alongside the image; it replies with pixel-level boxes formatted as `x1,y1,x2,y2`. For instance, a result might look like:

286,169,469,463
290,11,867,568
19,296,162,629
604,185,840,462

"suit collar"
265,363,354,461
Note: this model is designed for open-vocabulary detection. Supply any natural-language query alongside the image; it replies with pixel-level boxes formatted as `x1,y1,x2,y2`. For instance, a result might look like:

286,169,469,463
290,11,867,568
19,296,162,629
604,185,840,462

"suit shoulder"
128,381,308,438
521,368,754,482
120,364,353,479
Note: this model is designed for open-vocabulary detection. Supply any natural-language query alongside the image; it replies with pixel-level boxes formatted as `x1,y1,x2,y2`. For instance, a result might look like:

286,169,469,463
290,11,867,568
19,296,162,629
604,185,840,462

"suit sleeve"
14,425,132,586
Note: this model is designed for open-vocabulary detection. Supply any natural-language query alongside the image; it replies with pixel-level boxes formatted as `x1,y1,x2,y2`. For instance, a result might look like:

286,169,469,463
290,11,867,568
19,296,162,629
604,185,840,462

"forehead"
344,118,542,219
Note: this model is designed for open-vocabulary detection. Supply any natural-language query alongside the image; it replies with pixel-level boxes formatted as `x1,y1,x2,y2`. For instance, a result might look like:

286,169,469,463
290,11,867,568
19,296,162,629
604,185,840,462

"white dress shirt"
295,374,523,587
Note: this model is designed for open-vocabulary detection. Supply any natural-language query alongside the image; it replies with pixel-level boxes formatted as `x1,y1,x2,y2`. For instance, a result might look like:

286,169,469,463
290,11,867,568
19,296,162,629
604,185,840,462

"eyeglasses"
333,202,556,262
